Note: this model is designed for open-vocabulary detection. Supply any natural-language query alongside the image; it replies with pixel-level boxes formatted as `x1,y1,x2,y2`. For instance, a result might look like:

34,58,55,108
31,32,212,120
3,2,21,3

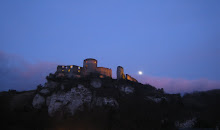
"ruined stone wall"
117,66,125,80
56,59,113,79
56,65,82,78
69,65,82,74
96,67,112,78
126,74,137,82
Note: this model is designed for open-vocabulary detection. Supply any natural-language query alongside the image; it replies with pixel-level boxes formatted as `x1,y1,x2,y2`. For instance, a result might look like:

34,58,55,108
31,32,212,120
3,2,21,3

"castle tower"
117,66,125,80
83,58,97,75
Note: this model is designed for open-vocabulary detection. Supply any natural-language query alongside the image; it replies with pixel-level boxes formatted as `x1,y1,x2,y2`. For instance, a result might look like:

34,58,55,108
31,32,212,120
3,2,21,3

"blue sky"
0,0,219,92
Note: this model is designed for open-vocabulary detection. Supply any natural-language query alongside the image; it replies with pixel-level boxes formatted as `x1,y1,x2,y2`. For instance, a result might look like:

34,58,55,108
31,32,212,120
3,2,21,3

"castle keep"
55,58,137,82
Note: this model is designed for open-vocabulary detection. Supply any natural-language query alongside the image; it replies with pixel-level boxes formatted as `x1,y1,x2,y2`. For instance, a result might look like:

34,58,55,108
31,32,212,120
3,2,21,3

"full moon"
138,71,143,75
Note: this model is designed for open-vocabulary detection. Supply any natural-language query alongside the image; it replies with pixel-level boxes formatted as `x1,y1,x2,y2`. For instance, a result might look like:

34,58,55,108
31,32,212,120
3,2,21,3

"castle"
55,58,137,82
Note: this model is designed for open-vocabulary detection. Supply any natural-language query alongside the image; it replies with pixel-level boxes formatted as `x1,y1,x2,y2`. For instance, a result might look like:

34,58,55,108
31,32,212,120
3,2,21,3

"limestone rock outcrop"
32,77,171,119
32,94,45,109
47,84,92,116
90,78,102,88
175,118,197,129
32,81,122,117
119,85,134,94
39,88,50,95
93,97,119,107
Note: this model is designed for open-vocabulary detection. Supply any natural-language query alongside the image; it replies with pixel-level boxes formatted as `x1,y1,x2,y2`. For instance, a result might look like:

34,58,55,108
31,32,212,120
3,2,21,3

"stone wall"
96,67,112,78
55,59,115,79
56,65,82,78
126,74,137,82
83,58,97,75
117,66,125,80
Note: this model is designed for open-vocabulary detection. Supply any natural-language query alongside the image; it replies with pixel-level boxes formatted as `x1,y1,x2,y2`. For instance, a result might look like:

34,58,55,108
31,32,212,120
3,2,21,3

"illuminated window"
78,70,80,72
62,66,64,68
68,69,70,72
62,70,64,72
78,67,80,69
94,61,96,63
70,66,73,68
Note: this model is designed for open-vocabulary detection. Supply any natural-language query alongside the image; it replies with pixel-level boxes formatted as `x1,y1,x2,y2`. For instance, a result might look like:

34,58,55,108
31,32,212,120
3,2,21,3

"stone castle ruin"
117,66,137,82
55,58,137,82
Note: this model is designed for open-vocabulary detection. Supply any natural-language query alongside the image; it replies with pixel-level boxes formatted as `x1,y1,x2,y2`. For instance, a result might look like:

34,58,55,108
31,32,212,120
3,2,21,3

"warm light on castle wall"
55,59,116,80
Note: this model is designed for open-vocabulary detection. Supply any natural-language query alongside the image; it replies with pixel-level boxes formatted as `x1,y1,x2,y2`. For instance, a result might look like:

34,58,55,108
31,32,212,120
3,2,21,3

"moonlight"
138,71,143,75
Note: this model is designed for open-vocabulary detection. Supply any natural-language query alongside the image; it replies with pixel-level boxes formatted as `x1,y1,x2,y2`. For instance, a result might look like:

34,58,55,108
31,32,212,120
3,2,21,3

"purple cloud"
135,75,220,94
0,51,57,91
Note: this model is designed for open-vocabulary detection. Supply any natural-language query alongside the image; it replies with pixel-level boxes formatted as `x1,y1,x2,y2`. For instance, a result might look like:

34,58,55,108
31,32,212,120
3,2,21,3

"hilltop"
0,75,220,129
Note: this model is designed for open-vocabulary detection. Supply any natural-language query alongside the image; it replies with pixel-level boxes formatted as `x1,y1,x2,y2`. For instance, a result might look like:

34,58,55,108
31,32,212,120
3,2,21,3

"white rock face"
95,97,119,107
124,86,134,94
103,97,119,107
46,84,92,117
90,79,102,88
175,118,196,128
120,85,134,94
32,94,45,109
146,96,167,103
39,88,50,95
33,83,120,117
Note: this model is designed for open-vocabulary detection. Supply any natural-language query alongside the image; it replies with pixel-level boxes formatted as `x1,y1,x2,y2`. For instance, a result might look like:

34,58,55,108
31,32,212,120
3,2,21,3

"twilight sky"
0,0,220,93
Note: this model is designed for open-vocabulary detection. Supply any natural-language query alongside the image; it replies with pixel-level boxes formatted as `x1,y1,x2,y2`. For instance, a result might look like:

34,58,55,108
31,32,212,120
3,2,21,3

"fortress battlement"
55,58,137,82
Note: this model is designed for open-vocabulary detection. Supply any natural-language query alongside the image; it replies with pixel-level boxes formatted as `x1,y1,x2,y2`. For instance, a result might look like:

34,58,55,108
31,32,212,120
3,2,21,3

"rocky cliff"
30,76,185,129
33,77,159,117
0,76,220,129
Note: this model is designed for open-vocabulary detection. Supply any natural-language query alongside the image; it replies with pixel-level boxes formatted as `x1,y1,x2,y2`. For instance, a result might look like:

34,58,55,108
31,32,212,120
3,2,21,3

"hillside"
0,76,219,129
